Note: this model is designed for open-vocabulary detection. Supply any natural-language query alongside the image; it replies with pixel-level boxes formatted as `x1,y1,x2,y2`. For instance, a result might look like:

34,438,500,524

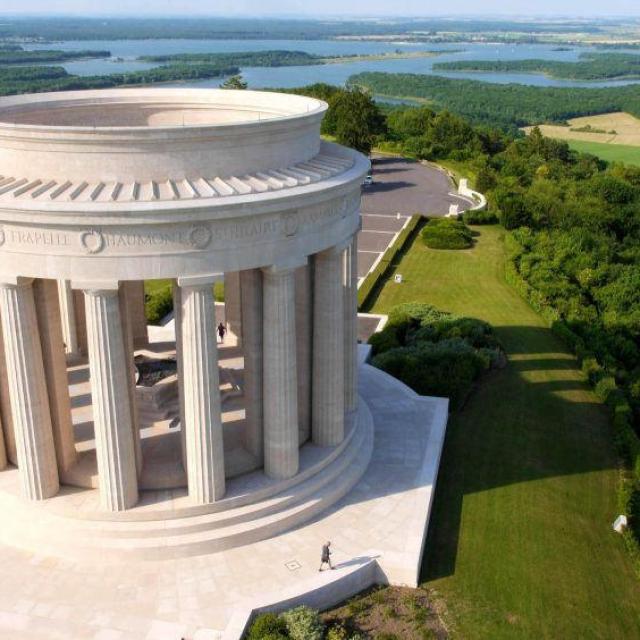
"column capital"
0,276,34,288
177,273,224,288
75,279,120,294
263,254,308,275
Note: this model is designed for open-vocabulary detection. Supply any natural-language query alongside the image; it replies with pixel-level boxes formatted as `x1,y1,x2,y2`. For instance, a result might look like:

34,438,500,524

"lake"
23,39,640,89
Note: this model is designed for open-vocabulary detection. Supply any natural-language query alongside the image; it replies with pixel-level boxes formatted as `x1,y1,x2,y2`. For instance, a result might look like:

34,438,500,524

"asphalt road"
356,155,472,279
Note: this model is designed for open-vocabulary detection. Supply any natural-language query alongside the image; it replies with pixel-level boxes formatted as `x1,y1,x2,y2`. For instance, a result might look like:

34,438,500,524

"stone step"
76,413,369,539
41,419,373,561
0,403,374,562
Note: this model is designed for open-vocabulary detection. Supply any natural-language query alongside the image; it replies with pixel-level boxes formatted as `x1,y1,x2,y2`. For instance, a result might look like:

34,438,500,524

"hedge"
357,215,421,310
505,231,640,572
421,217,473,250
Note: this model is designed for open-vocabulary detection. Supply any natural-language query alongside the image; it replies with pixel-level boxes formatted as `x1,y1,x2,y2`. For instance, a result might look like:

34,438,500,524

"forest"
433,52,640,81
0,63,239,96
0,47,110,64
138,50,322,67
349,71,640,130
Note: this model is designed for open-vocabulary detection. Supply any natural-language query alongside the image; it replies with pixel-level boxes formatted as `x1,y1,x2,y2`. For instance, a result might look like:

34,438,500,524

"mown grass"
566,139,640,166
371,225,640,639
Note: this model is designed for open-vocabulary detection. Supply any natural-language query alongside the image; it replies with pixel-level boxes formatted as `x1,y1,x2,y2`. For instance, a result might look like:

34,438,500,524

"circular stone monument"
0,88,370,557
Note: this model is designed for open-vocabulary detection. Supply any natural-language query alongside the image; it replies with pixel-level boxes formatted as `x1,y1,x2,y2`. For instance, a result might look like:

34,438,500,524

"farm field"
368,225,640,639
566,139,640,166
526,111,640,145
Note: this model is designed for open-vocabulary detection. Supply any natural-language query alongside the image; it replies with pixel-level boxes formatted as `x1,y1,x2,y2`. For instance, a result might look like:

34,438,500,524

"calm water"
23,39,640,89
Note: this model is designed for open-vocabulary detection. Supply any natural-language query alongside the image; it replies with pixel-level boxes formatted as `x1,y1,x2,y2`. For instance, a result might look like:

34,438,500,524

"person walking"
319,541,334,571
217,322,226,344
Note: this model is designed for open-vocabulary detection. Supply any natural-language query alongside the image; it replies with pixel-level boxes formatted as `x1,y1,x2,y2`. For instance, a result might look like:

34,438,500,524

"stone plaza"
0,88,448,639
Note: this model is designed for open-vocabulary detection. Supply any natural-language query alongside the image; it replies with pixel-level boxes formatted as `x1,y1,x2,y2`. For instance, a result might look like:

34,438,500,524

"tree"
324,89,385,154
220,74,247,90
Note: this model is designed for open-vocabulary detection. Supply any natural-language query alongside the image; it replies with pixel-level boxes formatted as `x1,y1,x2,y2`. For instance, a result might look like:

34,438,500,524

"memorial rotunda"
0,89,369,555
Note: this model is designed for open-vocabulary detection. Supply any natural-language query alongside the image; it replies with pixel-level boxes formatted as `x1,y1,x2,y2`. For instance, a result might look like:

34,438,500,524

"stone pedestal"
262,266,299,479
180,281,225,503
84,287,138,511
240,269,263,462
0,279,59,500
312,248,345,446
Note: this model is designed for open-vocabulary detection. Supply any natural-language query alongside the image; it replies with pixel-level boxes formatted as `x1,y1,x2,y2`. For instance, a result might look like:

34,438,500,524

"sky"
3,0,640,17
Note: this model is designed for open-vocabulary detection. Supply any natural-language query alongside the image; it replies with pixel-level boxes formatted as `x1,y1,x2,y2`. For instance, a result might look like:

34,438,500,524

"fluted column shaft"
240,269,263,462
312,247,346,446
0,279,59,500
84,288,138,511
344,236,359,413
0,315,16,465
224,271,242,343
57,280,79,357
118,285,142,477
295,264,313,444
172,282,188,473
181,282,225,503
262,266,299,479
34,279,77,476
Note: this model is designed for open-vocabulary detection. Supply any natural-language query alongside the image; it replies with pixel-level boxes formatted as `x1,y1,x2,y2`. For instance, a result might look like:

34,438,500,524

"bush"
281,606,324,640
421,218,473,250
144,287,173,325
369,303,502,409
246,613,288,640
463,208,499,225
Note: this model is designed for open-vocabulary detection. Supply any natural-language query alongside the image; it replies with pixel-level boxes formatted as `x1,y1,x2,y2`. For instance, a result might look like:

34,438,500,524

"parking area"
356,155,471,280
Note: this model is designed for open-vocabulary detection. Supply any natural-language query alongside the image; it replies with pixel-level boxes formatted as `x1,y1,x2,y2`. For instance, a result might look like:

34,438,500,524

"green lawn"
566,139,640,166
371,226,640,639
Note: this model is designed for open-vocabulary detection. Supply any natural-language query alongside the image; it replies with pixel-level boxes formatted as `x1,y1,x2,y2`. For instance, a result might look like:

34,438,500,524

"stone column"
123,281,149,349
57,280,79,358
34,279,77,477
262,266,299,479
118,284,142,477
344,236,359,413
224,271,242,343
172,281,188,473
0,278,59,500
312,247,346,446
72,288,88,355
295,264,313,444
180,279,225,503
239,269,263,462
84,286,138,511
0,317,16,465
0,414,6,471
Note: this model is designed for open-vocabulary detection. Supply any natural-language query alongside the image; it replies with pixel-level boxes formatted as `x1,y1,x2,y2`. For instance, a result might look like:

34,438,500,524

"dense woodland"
0,16,607,42
0,63,239,96
0,47,109,64
285,84,640,545
433,52,640,81
138,50,322,66
350,72,640,131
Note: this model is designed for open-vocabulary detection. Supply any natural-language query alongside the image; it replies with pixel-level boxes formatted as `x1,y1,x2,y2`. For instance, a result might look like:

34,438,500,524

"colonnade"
0,236,359,512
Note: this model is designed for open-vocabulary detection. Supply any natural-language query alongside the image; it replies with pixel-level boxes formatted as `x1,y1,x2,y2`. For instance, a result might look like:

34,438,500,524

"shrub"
144,287,173,325
370,303,502,408
463,208,499,225
281,606,324,640
421,218,473,250
246,612,288,640
629,489,640,543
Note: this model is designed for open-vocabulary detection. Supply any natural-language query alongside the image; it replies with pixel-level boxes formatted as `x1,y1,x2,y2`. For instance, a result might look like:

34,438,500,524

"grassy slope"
371,226,640,639
566,139,640,166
